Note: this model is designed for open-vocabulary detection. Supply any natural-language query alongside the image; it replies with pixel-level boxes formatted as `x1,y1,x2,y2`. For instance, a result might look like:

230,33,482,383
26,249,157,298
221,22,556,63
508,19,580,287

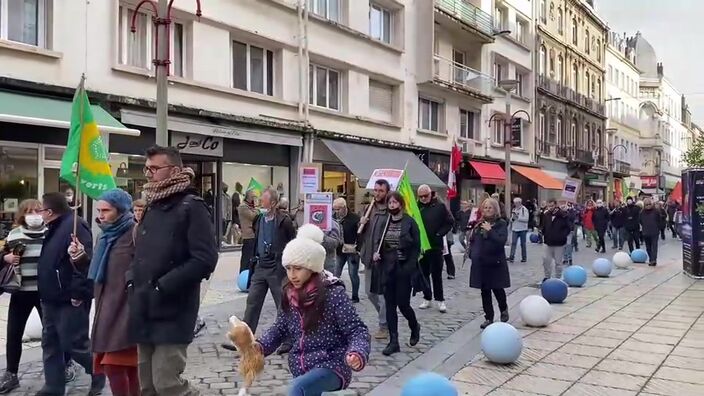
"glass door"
183,160,221,247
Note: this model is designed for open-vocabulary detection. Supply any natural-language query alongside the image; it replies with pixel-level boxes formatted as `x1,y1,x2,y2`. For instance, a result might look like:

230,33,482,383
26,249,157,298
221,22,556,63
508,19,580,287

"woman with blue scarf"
69,189,138,396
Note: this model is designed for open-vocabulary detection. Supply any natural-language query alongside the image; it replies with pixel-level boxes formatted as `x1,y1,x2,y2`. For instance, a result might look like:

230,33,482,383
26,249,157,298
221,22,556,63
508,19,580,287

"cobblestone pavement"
0,236,686,395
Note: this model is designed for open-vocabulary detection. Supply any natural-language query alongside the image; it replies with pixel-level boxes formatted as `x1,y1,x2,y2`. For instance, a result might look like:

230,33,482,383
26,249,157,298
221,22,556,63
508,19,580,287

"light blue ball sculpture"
401,372,458,396
529,233,541,243
631,249,649,263
237,270,250,292
563,265,587,287
541,279,568,303
592,258,613,277
480,322,523,364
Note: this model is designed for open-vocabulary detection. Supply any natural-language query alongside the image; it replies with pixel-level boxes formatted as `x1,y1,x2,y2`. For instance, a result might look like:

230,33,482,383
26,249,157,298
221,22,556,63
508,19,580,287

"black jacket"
251,209,296,269
624,204,641,231
457,209,472,231
37,213,93,304
370,213,420,295
640,207,660,237
336,212,360,254
541,209,572,246
593,207,610,232
129,190,218,345
418,199,454,250
610,206,626,228
469,218,510,290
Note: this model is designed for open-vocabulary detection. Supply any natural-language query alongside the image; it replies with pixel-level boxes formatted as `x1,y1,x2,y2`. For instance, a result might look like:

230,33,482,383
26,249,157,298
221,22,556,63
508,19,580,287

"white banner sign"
561,177,582,201
300,165,321,194
365,169,404,190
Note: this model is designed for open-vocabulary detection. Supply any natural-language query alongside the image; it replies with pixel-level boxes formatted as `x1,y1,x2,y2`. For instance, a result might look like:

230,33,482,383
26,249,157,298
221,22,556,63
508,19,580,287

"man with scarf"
129,145,218,395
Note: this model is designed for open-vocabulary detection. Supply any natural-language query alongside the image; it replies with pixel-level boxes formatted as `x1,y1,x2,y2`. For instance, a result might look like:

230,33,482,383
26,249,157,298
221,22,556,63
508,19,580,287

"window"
570,119,577,146
369,80,394,122
0,0,47,47
172,22,185,77
495,7,505,30
309,64,340,110
549,50,555,75
596,39,601,61
418,97,441,132
309,0,340,22
370,3,391,44
539,46,546,76
460,109,476,140
572,64,579,91
556,55,563,83
516,20,525,44
516,72,526,97
557,8,563,34
539,111,546,143
549,114,557,143
493,114,504,144
233,41,274,96
595,79,601,101
556,116,564,147
493,61,503,81
572,19,578,45
585,30,590,54
540,0,546,22
608,65,613,83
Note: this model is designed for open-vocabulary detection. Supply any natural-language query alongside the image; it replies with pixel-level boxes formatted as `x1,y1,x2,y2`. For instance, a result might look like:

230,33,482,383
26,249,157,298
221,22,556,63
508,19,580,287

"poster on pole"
561,177,581,201
304,192,333,231
365,169,404,191
300,163,322,194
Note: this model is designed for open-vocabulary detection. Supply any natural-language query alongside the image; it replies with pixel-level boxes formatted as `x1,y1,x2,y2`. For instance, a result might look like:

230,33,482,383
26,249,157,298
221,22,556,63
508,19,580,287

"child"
257,224,371,396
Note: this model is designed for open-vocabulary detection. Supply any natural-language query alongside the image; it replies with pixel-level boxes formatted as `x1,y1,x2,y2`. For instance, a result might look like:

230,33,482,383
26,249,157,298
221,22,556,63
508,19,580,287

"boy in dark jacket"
593,200,610,253
610,201,626,249
640,198,660,266
624,197,642,252
540,200,571,282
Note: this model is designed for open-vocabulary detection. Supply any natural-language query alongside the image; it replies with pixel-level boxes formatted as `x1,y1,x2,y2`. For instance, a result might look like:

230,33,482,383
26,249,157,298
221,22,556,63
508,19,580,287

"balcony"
536,77,605,117
538,75,560,97
568,148,596,168
613,160,631,176
435,0,495,43
433,55,495,102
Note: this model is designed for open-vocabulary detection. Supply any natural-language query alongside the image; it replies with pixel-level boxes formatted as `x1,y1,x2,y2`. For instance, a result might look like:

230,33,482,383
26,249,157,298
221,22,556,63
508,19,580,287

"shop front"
583,173,608,201
639,175,662,197
461,160,505,203
511,165,563,203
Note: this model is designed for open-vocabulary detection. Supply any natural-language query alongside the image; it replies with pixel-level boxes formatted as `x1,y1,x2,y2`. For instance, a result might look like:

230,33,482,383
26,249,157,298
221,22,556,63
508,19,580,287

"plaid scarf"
142,167,195,204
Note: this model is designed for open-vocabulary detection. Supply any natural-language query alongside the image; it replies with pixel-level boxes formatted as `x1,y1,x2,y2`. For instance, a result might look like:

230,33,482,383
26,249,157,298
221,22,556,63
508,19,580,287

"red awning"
469,161,506,185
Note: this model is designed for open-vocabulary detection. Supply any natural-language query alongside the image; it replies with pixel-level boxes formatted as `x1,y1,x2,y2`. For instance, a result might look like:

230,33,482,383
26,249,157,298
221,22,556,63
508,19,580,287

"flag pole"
72,74,86,237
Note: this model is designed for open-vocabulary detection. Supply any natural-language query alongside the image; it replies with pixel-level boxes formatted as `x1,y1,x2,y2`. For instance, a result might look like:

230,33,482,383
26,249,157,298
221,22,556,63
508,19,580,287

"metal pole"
504,93,512,219
156,0,169,146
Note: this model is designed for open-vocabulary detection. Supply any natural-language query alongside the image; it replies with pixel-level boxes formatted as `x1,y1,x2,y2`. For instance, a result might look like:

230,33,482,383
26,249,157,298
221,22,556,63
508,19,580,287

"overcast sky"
596,0,704,124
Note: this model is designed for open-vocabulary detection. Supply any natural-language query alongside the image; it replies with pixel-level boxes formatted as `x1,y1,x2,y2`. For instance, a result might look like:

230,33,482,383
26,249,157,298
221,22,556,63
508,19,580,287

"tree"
683,133,704,167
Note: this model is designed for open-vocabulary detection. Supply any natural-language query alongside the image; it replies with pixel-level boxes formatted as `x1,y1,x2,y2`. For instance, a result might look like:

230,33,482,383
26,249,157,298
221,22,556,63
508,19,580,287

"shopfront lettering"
170,132,224,157
176,135,221,152
212,128,241,138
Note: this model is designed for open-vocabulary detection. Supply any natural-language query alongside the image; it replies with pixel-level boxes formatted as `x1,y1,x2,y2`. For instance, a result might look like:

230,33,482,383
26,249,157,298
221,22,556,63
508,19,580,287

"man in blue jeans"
333,198,361,302
508,197,529,262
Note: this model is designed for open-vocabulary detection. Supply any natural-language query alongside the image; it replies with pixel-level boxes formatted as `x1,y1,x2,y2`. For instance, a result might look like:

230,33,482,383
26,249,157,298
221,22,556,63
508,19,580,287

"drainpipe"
298,0,314,163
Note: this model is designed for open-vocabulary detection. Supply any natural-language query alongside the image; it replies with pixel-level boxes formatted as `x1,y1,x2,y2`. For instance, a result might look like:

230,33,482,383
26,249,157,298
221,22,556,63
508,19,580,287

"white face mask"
25,214,44,229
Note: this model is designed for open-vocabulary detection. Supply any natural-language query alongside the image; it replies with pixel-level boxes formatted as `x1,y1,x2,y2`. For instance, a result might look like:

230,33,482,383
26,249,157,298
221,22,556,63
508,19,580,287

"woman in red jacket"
582,200,596,248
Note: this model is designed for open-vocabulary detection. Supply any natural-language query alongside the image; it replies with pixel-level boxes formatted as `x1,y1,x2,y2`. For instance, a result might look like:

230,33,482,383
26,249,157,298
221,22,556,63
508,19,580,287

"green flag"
60,79,115,200
246,177,264,197
398,172,431,253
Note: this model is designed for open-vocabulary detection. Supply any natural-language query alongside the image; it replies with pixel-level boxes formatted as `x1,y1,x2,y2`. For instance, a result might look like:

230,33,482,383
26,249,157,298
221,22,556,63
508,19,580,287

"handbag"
0,263,21,294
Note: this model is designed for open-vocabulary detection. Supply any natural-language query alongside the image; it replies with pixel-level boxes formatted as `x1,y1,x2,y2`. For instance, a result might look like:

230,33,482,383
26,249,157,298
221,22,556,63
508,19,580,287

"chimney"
657,62,664,77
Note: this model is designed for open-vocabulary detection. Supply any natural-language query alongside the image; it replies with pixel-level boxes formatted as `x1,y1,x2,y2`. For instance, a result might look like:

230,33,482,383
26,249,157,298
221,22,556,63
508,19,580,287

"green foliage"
683,133,704,167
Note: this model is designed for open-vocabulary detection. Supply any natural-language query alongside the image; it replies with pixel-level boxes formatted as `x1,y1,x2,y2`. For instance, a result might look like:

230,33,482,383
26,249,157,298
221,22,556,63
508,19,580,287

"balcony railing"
570,148,595,165
614,160,631,175
433,55,495,98
435,0,495,37
537,77,605,116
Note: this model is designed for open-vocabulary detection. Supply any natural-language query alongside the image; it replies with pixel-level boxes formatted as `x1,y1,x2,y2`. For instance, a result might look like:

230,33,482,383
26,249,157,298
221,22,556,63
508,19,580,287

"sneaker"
508,257,514,263
521,259,527,263
351,296,360,303
500,310,509,322
64,361,76,383
276,342,292,355
447,275,455,280
437,302,447,313
88,374,106,396
193,317,206,337
0,371,19,394
480,320,493,329
374,328,389,340
419,300,431,310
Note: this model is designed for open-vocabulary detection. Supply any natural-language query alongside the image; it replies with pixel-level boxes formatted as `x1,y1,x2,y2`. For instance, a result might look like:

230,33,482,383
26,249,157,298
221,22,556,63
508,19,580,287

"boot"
382,333,400,356
500,310,509,322
409,323,421,346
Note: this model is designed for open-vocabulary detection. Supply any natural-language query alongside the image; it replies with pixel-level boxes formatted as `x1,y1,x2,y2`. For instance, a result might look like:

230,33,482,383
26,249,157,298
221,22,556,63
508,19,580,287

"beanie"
98,188,133,214
281,224,326,273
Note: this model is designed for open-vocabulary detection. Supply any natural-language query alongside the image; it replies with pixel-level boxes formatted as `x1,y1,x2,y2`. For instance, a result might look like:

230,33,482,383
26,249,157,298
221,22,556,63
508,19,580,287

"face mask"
25,214,44,229
389,207,401,215
627,201,634,206
259,208,269,215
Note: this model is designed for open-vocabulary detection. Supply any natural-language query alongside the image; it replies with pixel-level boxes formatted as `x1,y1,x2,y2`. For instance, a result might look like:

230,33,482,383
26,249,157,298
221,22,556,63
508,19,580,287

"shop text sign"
300,164,321,194
561,177,581,201
366,169,404,190
171,132,223,157
304,192,333,232
641,175,658,189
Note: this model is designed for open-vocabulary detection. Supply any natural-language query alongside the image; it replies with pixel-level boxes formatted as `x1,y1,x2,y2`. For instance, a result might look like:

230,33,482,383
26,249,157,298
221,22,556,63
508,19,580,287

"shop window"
308,0,340,22
460,109,477,140
0,0,48,48
232,40,275,96
309,64,340,111
370,3,391,44
369,80,394,122
418,97,442,132
0,145,39,238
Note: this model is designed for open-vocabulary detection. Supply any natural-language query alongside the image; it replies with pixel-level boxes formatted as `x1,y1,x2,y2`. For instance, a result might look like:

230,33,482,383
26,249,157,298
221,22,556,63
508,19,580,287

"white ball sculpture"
22,308,42,341
519,295,552,327
613,251,632,269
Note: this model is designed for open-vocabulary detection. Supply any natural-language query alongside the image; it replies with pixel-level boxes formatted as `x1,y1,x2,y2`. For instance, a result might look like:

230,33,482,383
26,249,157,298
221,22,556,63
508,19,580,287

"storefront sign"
561,177,581,201
300,163,321,194
641,175,658,189
171,132,223,157
681,169,704,278
510,118,522,147
304,192,333,231
366,169,404,190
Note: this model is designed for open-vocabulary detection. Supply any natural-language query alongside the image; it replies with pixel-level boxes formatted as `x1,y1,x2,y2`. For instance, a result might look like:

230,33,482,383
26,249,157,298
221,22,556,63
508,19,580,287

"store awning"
0,90,140,136
469,161,505,185
321,139,445,188
511,165,563,190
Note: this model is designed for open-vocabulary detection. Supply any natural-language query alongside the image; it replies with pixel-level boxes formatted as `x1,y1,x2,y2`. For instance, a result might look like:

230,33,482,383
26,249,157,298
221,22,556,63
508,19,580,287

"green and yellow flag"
60,79,115,200
246,177,264,197
397,172,431,254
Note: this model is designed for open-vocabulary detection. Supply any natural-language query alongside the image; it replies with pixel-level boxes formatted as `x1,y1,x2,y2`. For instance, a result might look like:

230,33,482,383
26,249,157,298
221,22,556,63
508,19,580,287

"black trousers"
383,273,417,335
625,229,641,252
444,253,455,277
596,231,606,252
644,234,659,263
668,221,679,238
6,291,42,374
481,289,507,321
420,249,444,302
660,227,666,240
240,238,256,273
243,264,285,334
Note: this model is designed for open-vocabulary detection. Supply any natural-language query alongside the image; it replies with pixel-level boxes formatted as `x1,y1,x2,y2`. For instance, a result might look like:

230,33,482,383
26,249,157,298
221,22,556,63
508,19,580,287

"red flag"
447,143,462,199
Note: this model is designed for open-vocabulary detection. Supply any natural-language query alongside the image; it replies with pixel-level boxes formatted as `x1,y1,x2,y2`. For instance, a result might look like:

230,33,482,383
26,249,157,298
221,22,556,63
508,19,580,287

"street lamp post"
498,80,519,219
601,128,626,205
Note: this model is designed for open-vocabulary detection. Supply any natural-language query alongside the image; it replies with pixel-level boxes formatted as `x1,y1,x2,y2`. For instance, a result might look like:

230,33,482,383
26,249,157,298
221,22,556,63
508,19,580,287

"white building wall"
604,47,641,170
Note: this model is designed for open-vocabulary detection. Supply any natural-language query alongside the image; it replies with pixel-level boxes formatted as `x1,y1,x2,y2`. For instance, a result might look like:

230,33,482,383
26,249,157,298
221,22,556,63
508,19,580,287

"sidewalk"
451,245,704,395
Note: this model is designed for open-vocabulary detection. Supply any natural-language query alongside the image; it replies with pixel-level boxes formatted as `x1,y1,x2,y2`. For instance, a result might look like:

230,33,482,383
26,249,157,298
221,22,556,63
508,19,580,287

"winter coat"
541,209,572,247
469,218,510,290
418,198,454,250
37,213,93,304
358,203,387,265
457,209,472,232
593,207,610,233
510,205,530,232
258,278,371,389
369,214,420,295
238,202,259,240
666,202,680,221
582,208,595,230
251,210,296,271
657,208,668,230
336,212,360,255
624,204,641,231
129,190,218,345
640,207,661,237
322,220,342,273
610,206,626,228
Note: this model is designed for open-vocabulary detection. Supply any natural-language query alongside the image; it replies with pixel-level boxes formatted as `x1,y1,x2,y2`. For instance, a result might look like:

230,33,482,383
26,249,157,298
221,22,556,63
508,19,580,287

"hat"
98,188,133,214
281,224,326,273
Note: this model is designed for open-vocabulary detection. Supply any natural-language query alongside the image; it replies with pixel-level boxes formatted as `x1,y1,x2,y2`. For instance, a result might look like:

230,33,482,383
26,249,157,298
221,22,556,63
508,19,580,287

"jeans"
644,234,659,263
596,231,606,252
138,343,198,396
383,272,418,335
612,227,625,249
563,233,574,265
335,253,360,299
481,289,507,321
509,230,528,261
625,229,641,252
585,229,597,247
289,368,342,396
420,249,444,302
543,245,565,279
6,291,42,373
243,264,285,334
364,266,387,329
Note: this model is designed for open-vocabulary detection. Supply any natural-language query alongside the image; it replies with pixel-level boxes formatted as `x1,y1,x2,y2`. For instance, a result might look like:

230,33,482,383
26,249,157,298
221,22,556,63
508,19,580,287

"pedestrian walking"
561,202,576,267
640,198,660,266
36,193,103,396
469,198,510,330
221,183,233,244
321,218,342,273
656,201,668,240
417,186,454,313
582,200,597,248
443,232,456,279
130,145,218,395
369,191,421,356
257,225,370,395
238,190,259,273
508,197,529,263
525,198,537,231
69,189,139,396
593,200,609,253
624,197,642,252
540,199,571,283
358,179,390,340
332,198,361,303
610,200,626,249
666,198,681,238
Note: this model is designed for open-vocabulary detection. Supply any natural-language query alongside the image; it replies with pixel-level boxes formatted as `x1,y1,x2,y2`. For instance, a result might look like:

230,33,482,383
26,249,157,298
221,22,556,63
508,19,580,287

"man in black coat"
417,185,454,313
593,200,610,253
640,198,661,266
540,199,571,282
36,193,102,396
610,200,627,250
130,146,218,395
623,197,641,252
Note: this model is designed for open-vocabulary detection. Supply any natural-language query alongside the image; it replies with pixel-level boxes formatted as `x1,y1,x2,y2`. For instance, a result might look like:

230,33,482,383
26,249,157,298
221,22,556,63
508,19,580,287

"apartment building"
534,0,608,201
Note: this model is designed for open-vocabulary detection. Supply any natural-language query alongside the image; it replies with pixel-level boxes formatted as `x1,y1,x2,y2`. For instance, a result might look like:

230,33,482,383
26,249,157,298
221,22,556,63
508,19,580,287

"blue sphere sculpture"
592,258,613,277
631,249,648,263
237,270,250,292
563,265,587,287
541,279,568,303
480,322,523,364
401,372,458,396
529,233,541,243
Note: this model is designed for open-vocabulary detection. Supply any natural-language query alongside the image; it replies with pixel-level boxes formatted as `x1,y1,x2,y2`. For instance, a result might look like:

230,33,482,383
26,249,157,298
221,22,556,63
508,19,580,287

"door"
183,159,222,247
